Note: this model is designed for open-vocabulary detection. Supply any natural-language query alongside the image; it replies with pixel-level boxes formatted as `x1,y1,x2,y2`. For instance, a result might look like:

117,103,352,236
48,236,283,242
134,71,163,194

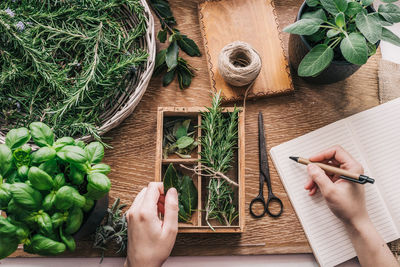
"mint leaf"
340,33,368,65
165,41,179,71
283,19,322,35
298,44,333,77
381,27,400,46
379,3,400,23
356,12,382,44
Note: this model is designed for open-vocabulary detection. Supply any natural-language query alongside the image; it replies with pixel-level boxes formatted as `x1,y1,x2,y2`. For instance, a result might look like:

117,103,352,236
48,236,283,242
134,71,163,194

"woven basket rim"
0,0,156,144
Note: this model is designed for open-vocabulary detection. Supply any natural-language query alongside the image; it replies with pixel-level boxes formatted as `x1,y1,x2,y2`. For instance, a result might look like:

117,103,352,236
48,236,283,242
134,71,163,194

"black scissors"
249,112,283,218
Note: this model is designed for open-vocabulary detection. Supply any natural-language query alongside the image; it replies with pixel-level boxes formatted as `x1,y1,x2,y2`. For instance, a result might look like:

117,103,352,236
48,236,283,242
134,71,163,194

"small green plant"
284,0,400,77
163,118,198,159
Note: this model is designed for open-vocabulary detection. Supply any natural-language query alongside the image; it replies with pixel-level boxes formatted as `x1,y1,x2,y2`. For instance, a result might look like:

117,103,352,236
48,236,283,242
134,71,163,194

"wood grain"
10,0,383,258
199,0,294,102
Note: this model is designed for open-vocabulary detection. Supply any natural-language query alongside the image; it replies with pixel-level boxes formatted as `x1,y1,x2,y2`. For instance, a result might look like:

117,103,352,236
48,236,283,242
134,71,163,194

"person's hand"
304,145,368,226
124,182,179,267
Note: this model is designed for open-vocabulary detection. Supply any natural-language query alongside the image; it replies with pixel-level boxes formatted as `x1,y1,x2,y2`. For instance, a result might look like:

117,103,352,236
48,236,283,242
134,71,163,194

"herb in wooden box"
163,118,198,159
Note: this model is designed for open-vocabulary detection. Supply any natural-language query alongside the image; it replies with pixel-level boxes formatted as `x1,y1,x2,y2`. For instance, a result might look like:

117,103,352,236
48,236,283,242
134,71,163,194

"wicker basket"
0,0,155,144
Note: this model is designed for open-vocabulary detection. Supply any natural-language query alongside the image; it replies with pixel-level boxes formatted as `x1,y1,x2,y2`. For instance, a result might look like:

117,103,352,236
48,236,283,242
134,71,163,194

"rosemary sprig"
200,92,239,229
0,0,148,139
93,198,128,262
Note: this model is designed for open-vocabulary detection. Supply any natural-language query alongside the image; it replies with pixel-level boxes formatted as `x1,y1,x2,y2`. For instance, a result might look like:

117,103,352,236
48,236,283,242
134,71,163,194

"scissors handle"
265,195,283,218
249,196,266,218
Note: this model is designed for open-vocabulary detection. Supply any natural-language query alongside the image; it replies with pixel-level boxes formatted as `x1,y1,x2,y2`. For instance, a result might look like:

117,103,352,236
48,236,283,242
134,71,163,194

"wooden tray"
155,107,245,233
198,0,294,103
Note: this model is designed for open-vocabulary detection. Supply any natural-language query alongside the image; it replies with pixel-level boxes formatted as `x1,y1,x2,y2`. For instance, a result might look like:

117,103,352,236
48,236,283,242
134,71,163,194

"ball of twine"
217,41,262,87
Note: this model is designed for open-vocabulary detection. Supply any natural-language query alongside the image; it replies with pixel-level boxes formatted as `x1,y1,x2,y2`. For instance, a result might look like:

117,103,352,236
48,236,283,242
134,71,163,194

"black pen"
289,156,375,184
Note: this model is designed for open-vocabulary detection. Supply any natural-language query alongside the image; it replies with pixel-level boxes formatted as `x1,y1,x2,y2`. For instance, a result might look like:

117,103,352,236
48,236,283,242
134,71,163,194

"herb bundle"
149,0,201,89
284,0,400,77
200,92,239,229
0,0,148,139
164,164,197,223
163,118,198,159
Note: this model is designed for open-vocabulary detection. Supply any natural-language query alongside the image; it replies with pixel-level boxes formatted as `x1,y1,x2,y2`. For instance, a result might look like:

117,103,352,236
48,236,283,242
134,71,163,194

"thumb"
162,188,179,238
307,164,333,195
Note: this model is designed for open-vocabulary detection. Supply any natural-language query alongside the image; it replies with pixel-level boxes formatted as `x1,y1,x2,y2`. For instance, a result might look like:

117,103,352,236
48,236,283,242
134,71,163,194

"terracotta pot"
288,1,379,84
73,194,109,240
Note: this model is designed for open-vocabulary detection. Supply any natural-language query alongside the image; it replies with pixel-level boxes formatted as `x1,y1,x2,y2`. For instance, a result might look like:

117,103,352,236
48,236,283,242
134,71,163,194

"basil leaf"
31,147,56,164
166,41,179,71
64,146,87,164
5,127,31,150
345,2,363,17
28,166,54,191
0,144,13,176
24,234,66,256
0,185,11,209
381,27,400,46
301,9,327,21
379,3,400,23
39,159,59,176
42,191,56,211
176,136,194,149
36,211,53,236
54,186,85,210
86,173,111,200
29,122,54,147
180,175,197,214
69,165,85,185
65,207,83,235
13,145,31,167
51,212,68,228
0,217,19,237
163,163,179,194
321,0,348,15
177,34,201,57
84,142,104,164
53,137,75,151
283,18,322,35
53,173,66,190
306,0,320,7
59,228,76,252
298,44,334,77
9,182,42,210
89,163,111,174
0,235,19,259
17,165,29,180
82,198,95,212
356,12,382,44
340,33,368,65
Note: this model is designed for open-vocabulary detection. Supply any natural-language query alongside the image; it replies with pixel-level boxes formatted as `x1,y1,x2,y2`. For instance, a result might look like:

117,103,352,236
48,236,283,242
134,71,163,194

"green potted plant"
284,0,400,84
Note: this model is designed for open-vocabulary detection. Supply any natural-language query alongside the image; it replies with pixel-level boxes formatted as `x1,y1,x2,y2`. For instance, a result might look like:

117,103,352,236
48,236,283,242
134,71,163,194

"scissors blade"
258,112,270,180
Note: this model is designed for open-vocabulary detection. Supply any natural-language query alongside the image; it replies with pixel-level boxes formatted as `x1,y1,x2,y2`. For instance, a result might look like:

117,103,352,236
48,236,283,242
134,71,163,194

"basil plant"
0,122,111,259
284,0,400,77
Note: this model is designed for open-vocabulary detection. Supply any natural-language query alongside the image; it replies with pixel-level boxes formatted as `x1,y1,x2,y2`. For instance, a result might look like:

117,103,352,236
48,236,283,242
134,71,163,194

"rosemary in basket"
201,92,239,229
0,0,148,139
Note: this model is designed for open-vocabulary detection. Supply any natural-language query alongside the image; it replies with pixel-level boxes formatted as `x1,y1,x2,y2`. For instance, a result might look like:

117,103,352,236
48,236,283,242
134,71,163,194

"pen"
289,156,375,184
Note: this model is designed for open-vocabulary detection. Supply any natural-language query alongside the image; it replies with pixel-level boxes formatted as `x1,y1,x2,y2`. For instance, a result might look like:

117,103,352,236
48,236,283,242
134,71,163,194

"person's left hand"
124,182,179,267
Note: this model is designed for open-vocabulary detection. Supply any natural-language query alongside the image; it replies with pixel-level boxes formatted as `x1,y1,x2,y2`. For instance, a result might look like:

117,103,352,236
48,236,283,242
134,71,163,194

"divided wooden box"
155,107,245,233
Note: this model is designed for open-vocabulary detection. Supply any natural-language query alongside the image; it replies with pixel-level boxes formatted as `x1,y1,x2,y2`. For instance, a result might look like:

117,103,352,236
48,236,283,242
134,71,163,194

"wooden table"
11,0,381,258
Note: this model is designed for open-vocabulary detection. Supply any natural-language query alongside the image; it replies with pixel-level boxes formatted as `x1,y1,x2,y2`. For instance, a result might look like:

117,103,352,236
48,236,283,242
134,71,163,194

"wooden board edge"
238,109,245,232
155,109,163,182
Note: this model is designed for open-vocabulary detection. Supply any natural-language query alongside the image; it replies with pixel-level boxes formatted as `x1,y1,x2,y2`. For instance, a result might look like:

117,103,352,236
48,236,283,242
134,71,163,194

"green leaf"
28,166,54,191
301,9,327,21
85,142,104,164
335,12,345,28
154,49,167,76
166,41,179,71
89,163,111,174
29,122,54,147
24,234,66,256
31,147,56,164
298,44,334,77
180,175,198,214
381,0,399,3
53,137,75,151
162,69,176,86
59,228,76,252
340,33,368,65
55,186,86,210
176,136,194,149
356,12,382,44
361,0,374,6
306,0,320,7
5,128,31,150
327,29,340,38
9,182,42,210
0,236,19,259
69,165,85,185
65,207,83,234
321,0,348,15
150,0,176,25
283,19,322,35
367,42,377,56
175,125,187,139
63,146,87,164
0,144,13,177
177,35,201,57
157,29,167,43
86,173,111,200
381,27,400,46
346,2,363,17
163,163,179,194
306,29,326,42
379,3,400,23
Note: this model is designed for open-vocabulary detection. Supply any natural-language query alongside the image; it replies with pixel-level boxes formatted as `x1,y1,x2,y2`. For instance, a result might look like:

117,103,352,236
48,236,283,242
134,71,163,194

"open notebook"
270,97,400,267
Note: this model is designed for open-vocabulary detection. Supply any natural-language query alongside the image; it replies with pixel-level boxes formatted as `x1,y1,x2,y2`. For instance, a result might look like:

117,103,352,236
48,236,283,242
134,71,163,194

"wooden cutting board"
199,0,294,103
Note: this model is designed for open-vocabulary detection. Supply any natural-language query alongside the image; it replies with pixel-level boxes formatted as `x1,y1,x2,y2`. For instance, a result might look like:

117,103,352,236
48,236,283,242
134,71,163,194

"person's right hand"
304,145,369,226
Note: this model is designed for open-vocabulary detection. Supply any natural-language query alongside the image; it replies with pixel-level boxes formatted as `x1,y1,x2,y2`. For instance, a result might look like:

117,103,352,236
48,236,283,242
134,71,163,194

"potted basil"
284,0,400,84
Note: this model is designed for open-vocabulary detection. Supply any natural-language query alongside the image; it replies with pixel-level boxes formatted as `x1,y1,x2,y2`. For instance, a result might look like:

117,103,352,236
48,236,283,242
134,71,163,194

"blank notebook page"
349,97,400,229
270,110,399,267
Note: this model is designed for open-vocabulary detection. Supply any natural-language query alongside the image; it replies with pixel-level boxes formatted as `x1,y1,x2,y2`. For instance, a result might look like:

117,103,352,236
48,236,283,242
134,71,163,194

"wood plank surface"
10,0,381,258
199,0,294,102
